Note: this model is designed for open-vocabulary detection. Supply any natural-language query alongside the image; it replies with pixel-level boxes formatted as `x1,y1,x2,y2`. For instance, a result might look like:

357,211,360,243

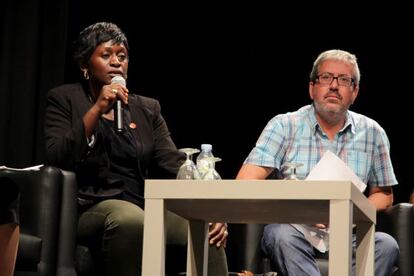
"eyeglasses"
315,72,354,87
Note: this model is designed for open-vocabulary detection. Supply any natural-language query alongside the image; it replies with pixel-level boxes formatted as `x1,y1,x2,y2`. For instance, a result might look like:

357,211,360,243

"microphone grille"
111,75,126,86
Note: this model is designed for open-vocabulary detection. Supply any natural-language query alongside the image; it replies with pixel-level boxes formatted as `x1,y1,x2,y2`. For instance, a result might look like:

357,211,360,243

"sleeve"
44,87,90,170
149,100,185,178
244,115,287,170
368,126,398,187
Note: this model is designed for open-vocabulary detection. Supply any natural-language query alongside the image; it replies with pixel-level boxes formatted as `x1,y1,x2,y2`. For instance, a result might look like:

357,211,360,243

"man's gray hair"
310,49,360,85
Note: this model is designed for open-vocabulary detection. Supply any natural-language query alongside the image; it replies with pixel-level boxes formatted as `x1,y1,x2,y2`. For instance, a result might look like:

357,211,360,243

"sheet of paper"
295,150,366,252
306,150,366,192
292,224,329,253
0,164,44,171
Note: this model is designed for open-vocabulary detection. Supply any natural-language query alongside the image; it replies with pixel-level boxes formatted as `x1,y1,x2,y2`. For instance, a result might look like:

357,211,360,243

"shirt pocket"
345,151,371,184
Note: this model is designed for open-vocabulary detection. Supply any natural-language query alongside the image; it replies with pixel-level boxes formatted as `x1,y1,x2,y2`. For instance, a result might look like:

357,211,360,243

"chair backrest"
1,166,78,276
377,203,414,276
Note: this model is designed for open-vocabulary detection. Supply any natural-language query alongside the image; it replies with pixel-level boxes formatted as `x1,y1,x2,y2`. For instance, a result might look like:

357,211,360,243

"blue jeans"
261,224,399,276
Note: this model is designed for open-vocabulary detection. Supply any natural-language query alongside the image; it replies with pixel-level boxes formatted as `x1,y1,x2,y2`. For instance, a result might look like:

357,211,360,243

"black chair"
1,166,102,276
376,203,414,276
3,166,197,276
227,203,414,276
0,166,77,276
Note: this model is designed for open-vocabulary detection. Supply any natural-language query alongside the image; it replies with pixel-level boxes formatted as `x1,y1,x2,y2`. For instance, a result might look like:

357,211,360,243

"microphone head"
111,75,126,86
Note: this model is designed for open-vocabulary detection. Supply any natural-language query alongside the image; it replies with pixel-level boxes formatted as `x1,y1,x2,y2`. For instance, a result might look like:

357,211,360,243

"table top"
145,180,376,224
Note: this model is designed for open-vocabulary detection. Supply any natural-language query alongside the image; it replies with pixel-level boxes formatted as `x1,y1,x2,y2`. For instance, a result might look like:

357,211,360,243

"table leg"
356,221,375,276
142,199,166,276
329,199,353,276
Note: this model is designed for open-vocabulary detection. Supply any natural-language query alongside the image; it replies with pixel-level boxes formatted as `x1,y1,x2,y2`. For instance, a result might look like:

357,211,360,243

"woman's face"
87,40,129,86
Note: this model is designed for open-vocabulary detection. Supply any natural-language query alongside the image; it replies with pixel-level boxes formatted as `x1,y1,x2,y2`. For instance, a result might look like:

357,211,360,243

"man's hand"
368,186,393,211
208,222,228,247
314,223,328,229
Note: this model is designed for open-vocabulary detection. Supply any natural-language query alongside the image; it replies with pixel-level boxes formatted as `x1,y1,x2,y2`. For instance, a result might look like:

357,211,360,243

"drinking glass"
176,148,201,179
282,162,303,180
201,157,222,180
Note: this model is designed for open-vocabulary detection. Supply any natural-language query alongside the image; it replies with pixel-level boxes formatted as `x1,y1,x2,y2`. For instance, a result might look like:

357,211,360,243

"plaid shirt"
245,104,397,187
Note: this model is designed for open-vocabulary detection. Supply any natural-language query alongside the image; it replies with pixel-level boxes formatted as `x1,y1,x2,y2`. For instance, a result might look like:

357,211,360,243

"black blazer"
44,82,184,200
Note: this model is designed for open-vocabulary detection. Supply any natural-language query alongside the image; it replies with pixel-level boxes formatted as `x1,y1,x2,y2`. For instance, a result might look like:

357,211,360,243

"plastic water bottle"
196,144,214,178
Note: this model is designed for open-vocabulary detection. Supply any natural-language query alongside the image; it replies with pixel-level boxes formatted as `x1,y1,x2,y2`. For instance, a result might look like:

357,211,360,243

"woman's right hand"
83,83,129,137
95,83,129,114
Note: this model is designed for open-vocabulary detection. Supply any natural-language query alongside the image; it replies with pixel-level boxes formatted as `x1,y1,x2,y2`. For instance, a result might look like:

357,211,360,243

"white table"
142,180,376,276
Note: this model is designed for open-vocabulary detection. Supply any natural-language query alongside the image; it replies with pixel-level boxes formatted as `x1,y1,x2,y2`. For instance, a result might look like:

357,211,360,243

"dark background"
1,1,411,205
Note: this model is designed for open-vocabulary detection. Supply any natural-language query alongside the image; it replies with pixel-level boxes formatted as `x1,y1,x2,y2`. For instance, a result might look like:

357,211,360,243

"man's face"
309,60,359,117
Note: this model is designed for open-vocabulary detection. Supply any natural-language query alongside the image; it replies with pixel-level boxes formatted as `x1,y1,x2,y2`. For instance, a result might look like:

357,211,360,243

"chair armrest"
2,166,78,276
3,166,62,275
57,170,78,276
377,203,414,276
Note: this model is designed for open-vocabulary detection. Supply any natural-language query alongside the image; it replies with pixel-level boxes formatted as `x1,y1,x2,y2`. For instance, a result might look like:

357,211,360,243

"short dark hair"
73,22,129,67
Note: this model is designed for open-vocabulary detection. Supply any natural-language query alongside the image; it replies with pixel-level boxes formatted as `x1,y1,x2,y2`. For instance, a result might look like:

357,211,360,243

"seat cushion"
15,233,42,271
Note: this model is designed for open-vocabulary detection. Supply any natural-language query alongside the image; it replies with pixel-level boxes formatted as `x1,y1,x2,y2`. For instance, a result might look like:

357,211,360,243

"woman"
44,22,228,275
0,176,20,276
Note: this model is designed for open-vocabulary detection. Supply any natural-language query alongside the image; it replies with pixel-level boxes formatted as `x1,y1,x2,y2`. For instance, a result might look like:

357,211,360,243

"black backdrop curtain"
0,0,68,167
0,2,412,204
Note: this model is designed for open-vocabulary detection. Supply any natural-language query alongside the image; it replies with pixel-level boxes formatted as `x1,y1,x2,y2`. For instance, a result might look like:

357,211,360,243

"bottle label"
197,158,211,176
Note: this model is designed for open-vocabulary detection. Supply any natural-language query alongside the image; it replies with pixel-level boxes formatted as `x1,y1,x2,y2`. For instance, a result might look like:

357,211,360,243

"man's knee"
262,224,298,253
375,231,399,257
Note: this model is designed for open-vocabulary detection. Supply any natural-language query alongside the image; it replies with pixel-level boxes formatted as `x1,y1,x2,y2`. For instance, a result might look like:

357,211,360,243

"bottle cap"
201,144,212,151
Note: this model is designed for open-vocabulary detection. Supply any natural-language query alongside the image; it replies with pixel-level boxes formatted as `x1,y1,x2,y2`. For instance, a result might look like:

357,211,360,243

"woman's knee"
85,199,144,235
97,200,144,233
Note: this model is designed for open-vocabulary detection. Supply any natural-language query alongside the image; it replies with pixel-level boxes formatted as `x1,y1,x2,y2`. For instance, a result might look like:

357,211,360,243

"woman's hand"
95,83,129,114
83,83,129,137
208,222,228,248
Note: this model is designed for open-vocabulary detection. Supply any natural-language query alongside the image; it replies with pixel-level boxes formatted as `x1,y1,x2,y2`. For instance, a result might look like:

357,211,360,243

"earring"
83,69,89,80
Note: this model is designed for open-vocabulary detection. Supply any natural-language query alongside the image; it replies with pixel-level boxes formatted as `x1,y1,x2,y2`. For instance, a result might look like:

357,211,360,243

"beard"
313,100,348,125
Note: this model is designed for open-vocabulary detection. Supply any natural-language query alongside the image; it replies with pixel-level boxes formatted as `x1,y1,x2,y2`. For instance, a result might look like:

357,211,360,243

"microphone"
111,76,126,133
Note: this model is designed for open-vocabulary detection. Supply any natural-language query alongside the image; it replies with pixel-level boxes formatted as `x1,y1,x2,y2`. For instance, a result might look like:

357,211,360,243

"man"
236,49,399,275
